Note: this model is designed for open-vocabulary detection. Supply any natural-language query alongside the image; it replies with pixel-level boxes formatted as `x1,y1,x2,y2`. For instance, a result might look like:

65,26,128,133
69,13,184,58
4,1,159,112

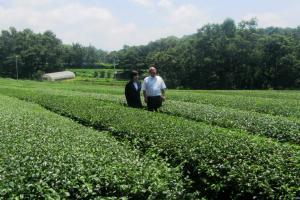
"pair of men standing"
125,66,166,111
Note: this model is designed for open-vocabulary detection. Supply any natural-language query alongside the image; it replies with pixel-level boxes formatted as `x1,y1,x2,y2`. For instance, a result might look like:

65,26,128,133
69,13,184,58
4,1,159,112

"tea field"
0,78,299,199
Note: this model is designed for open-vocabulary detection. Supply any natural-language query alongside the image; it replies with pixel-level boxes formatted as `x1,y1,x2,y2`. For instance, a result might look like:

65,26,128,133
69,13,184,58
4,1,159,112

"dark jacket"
125,80,142,108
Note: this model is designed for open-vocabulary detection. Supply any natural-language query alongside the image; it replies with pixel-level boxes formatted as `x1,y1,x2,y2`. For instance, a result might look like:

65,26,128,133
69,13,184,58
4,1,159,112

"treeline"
0,27,111,79
1,19,300,89
114,19,300,89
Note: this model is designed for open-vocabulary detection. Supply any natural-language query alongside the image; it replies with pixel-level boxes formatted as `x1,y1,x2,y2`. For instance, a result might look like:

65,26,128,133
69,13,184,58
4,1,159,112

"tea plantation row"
1,88,299,199
1,78,300,120
53,87,300,144
4,86,298,144
168,92,300,120
0,94,185,199
160,100,300,144
176,90,300,101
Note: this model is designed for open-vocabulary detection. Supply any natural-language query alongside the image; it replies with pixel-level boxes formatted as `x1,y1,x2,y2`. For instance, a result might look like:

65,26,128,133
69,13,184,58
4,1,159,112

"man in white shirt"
142,66,167,111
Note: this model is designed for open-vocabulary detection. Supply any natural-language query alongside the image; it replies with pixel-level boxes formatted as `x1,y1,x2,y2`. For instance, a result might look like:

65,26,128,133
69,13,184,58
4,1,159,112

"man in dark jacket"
125,70,143,108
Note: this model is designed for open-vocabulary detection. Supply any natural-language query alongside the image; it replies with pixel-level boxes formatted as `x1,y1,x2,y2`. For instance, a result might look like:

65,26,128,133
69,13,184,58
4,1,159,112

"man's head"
149,66,157,77
130,70,139,81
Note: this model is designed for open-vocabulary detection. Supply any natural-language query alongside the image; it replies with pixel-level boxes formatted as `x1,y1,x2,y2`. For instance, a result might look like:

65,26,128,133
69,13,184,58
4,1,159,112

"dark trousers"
147,96,162,111
128,101,142,108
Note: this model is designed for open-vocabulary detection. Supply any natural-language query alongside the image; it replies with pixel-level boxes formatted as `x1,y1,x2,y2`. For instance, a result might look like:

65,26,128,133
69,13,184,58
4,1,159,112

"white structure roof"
42,71,75,81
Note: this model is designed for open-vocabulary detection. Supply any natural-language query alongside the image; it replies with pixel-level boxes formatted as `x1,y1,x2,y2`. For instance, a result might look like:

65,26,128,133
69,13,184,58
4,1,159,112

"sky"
0,0,299,51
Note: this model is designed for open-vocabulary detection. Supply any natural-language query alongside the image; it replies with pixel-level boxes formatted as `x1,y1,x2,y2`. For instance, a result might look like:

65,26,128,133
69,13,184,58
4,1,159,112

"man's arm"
160,78,167,101
161,89,166,101
141,79,148,103
143,90,148,103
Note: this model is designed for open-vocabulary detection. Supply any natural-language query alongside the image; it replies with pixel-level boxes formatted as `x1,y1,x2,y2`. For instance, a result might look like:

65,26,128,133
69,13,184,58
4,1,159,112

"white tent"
42,71,75,81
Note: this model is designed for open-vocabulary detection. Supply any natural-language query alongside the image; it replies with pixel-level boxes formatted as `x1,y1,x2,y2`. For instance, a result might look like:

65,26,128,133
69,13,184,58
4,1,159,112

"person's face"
133,74,139,81
150,68,157,77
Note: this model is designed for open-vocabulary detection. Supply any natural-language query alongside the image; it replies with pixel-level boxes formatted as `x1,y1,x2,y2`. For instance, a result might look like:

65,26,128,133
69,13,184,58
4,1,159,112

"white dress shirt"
142,75,166,97
133,82,138,91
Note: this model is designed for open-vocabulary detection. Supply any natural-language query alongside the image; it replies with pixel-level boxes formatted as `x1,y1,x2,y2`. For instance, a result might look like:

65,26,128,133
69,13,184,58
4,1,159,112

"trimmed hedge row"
0,78,124,95
1,88,299,199
161,100,300,144
176,90,300,101
58,88,300,144
0,94,184,199
168,92,300,119
2,85,299,144
16,86,299,144
2,78,299,120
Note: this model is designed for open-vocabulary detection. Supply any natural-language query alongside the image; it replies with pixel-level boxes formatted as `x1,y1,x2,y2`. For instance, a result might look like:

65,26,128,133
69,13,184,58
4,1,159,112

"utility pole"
113,56,118,80
15,55,19,80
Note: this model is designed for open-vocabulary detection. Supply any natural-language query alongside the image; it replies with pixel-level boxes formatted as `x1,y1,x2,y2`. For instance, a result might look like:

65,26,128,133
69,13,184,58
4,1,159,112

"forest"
1,18,300,89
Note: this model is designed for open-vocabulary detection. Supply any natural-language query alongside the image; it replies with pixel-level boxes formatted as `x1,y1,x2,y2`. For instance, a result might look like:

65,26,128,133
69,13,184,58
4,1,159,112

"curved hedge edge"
1,89,299,199
0,94,186,199
168,92,300,119
160,100,300,145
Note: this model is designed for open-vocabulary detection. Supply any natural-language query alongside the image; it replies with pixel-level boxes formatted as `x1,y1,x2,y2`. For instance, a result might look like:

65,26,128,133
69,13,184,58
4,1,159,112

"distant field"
0,78,299,199
68,68,121,78
68,68,148,80
65,68,128,86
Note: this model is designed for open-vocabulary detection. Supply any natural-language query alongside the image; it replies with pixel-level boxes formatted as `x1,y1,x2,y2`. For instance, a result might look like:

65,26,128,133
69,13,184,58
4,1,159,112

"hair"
149,65,157,72
130,70,139,79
